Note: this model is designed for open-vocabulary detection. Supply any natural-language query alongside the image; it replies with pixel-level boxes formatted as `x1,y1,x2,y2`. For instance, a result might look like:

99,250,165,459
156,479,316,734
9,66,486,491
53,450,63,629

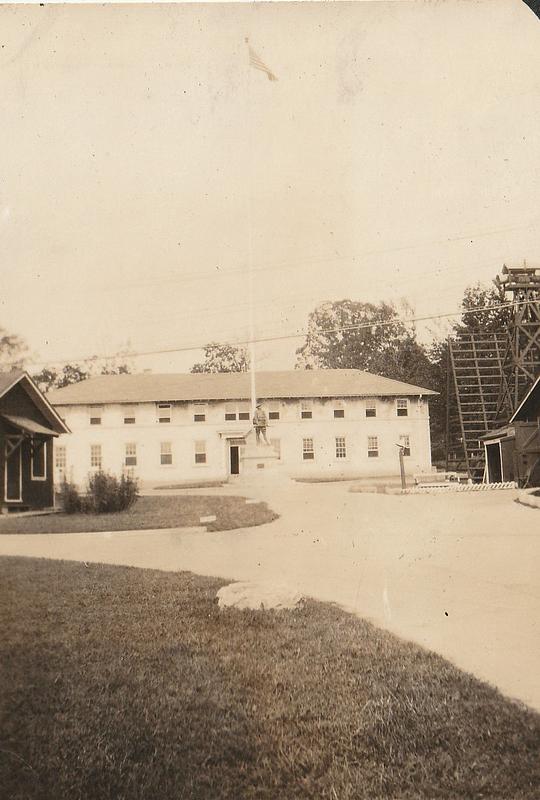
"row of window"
55,434,412,472
85,398,412,425
55,442,209,471
301,435,410,460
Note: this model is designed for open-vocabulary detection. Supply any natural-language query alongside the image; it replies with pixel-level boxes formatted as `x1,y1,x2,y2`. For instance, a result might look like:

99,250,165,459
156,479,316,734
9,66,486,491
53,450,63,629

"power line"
56,217,540,296
16,298,524,371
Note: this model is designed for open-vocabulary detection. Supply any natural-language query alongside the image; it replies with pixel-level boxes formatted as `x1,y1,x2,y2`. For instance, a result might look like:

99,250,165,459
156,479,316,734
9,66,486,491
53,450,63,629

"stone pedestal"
240,438,280,474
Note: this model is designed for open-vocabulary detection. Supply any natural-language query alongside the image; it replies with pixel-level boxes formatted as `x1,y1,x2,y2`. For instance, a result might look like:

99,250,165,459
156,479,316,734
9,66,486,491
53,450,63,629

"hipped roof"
47,369,437,406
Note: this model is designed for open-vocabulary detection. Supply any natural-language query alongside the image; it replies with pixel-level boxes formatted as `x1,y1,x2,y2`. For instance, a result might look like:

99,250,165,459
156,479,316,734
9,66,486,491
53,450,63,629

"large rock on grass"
216,581,303,611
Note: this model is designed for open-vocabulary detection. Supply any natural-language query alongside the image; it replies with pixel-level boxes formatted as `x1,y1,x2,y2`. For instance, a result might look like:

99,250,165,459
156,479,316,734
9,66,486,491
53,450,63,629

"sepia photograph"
1,1,539,797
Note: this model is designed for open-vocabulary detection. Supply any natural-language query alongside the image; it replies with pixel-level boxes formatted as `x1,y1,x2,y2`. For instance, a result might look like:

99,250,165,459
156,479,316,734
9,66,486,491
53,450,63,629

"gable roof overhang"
510,376,540,424
0,371,70,435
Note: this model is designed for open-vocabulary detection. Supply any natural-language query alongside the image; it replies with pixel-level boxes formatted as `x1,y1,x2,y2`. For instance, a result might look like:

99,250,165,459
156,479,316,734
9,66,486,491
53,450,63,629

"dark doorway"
229,445,240,475
5,443,22,501
486,442,502,483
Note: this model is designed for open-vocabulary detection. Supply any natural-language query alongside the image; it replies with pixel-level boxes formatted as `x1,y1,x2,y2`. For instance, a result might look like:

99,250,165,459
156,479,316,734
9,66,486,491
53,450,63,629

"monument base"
240,438,280,474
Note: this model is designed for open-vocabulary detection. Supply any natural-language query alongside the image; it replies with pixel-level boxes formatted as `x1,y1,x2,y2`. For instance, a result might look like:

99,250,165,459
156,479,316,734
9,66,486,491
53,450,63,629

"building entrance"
229,445,240,475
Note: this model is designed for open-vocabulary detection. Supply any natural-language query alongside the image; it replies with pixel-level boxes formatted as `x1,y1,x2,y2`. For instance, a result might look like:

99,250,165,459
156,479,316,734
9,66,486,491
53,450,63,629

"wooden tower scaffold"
494,262,540,420
445,262,540,481
446,331,507,481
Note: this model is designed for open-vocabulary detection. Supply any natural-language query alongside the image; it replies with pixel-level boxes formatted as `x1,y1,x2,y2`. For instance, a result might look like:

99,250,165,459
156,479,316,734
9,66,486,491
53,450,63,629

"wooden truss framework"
494,264,540,419
446,332,508,481
446,263,540,481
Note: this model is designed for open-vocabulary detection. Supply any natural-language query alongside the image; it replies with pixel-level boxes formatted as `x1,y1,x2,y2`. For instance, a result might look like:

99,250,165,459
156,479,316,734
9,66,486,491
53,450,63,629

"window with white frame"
396,398,409,417
193,401,207,422
89,405,104,425
123,406,136,424
238,402,250,421
160,442,173,465
365,400,377,418
367,436,379,457
300,400,313,420
157,402,172,423
224,402,237,421
31,439,47,480
195,440,207,464
333,400,345,419
335,436,347,459
55,445,66,477
125,442,137,466
399,435,411,457
90,444,102,470
302,438,314,460
268,401,280,421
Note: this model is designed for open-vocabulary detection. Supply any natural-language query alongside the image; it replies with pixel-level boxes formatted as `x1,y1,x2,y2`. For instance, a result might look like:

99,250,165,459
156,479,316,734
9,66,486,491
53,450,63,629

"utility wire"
15,297,525,371
61,218,539,296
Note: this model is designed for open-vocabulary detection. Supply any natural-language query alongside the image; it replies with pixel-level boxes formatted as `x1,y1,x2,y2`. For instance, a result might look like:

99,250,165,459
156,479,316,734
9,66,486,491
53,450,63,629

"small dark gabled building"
0,371,70,512
482,376,540,487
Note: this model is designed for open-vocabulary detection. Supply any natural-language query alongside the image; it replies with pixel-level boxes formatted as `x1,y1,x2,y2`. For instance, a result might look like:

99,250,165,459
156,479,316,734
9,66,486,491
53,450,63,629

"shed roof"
47,369,437,406
1,414,63,437
480,425,515,442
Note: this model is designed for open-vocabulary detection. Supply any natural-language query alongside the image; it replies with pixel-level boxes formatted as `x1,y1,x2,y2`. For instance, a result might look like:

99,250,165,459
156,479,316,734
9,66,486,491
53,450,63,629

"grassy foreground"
1,558,539,800
0,495,278,534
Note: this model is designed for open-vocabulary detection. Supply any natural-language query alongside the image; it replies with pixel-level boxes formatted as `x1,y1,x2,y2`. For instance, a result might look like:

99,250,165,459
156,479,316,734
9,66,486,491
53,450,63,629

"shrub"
59,473,139,514
85,471,139,513
59,478,82,514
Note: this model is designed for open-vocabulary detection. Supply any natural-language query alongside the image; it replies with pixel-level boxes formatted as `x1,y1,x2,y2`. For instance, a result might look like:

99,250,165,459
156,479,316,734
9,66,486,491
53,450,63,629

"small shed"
482,376,540,487
0,371,70,512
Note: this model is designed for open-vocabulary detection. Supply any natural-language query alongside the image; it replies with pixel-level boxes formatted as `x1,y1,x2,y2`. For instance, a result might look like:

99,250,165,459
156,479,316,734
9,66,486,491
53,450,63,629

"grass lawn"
0,495,278,534
1,557,539,800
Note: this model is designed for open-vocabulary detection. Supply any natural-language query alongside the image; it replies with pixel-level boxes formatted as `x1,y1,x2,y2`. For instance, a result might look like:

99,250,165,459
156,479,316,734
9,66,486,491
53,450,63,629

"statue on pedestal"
253,402,269,445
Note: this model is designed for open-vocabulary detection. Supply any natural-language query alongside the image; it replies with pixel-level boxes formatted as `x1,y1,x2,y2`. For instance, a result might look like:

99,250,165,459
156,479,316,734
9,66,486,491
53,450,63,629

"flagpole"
246,37,257,418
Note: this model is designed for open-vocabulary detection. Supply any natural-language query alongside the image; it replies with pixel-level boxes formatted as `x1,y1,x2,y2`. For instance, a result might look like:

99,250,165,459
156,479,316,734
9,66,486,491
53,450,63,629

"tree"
32,356,133,394
0,327,30,371
455,282,511,334
295,299,434,387
191,342,250,374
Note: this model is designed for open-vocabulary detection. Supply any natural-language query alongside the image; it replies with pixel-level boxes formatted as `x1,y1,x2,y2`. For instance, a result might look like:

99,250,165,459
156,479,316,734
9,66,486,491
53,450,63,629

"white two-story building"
47,369,436,487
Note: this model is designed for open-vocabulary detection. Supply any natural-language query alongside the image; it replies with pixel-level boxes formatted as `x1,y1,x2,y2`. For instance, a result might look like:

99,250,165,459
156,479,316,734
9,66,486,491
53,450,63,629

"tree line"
0,282,509,459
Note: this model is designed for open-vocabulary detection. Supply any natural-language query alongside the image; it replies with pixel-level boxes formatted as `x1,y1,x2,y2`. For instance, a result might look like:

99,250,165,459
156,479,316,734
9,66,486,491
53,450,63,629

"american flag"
248,44,278,82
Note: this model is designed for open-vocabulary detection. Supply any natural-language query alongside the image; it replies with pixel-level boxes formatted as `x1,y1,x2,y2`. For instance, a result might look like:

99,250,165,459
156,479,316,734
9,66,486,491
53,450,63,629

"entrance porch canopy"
1,413,61,437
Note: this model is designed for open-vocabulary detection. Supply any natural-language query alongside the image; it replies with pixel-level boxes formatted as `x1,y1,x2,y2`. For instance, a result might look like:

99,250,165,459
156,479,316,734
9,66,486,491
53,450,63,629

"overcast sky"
1,1,540,374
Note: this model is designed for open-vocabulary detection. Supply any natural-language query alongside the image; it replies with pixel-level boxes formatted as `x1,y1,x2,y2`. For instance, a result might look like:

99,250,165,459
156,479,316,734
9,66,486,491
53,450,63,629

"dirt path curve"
1,479,539,712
